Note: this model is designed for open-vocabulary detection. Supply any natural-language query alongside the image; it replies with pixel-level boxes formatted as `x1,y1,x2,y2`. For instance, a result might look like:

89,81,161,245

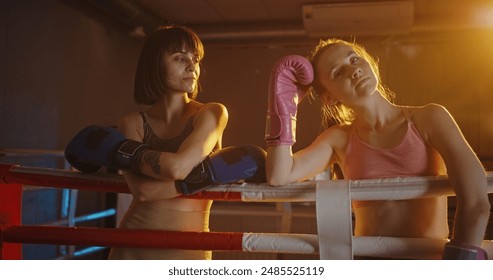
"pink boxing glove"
442,241,488,260
265,55,314,146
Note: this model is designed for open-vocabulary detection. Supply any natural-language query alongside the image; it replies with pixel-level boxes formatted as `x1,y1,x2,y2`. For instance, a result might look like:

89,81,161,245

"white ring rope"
209,173,493,202
242,233,493,259
4,165,493,201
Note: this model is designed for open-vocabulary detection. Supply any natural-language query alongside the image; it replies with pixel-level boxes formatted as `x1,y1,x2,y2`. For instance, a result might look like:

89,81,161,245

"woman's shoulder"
116,111,145,140
404,103,451,123
117,111,143,127
194,101,228,120
403,103,447,114
403,104,455,141
325,123,352,133
196,101,227,112
318,123,352,146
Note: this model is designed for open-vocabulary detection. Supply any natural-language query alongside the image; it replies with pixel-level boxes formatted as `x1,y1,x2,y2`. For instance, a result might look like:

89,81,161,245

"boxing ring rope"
1,163,492,259
2,225,475,258
3,163,492,202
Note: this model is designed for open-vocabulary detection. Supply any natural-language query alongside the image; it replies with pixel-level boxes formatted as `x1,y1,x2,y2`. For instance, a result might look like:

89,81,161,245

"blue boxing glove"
65,125,150,173
442,241,488,260
177,145,267,195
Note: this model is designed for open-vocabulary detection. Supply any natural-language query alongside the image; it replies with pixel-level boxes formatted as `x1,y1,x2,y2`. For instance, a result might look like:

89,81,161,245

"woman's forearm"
266,145,294,186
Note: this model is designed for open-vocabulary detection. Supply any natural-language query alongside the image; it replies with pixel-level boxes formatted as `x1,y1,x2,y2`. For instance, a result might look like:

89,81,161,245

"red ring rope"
0,225,244,251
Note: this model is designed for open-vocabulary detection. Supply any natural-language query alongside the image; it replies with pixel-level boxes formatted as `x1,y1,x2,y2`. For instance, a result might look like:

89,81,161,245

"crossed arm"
117,103,228,201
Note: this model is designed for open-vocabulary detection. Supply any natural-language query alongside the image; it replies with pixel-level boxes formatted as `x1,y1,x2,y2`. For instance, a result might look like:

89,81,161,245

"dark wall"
198,43,322,151
0,0,143,151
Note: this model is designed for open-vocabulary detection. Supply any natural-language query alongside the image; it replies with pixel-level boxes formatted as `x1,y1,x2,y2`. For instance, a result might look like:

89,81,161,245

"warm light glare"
474,4,493,27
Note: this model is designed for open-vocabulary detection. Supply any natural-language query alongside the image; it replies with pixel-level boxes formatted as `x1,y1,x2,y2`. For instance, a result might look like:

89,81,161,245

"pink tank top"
344,112,444,208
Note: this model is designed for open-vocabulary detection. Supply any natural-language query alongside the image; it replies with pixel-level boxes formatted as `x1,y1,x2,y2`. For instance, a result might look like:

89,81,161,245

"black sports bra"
140,112,195,153
140,110,220,153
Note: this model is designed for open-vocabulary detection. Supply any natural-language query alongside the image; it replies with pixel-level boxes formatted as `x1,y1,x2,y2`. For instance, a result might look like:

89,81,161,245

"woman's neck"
147,93,191,124
353,96,401,132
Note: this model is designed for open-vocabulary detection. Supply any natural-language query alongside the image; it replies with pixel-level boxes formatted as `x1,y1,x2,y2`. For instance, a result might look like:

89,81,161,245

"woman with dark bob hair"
108,25,228,259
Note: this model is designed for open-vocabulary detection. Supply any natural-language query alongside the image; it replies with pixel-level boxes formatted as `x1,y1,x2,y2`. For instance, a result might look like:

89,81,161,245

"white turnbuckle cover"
316,180,353,259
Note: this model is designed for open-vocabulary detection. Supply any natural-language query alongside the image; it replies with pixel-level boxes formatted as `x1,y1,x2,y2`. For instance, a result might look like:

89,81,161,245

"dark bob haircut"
134,25,204,105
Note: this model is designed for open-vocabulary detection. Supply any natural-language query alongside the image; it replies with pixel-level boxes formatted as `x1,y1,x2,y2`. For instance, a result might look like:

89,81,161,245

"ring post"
0,183,23,259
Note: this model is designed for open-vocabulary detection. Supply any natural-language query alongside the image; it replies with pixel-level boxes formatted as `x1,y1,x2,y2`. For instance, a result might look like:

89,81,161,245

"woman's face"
162,50,201,94
315,44,378,106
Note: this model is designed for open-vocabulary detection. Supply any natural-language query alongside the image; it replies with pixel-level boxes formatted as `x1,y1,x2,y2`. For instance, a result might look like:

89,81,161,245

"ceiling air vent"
302,1,414,37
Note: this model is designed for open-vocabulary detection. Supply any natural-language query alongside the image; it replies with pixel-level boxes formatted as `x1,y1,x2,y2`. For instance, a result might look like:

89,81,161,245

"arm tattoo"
143,151,161,175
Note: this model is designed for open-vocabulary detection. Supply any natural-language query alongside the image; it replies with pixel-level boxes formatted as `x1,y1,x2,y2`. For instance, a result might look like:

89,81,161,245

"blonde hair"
307,39,395,129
